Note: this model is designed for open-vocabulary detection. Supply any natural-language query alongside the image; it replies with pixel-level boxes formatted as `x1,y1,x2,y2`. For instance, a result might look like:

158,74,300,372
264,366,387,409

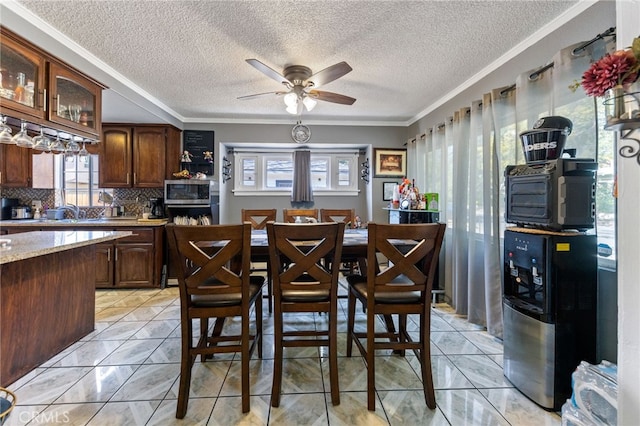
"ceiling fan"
238,59,356,114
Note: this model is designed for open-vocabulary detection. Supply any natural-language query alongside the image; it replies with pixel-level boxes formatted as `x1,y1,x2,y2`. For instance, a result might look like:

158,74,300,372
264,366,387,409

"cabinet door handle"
126,173,130,185
107,248,111,262
39,88,47,111
115,248,118,262
134,173,137,184
55,94,60,114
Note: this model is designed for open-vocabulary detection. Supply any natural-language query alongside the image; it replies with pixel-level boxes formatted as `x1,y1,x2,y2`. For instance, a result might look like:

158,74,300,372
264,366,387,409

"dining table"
250,227,413,345
250,227,369,258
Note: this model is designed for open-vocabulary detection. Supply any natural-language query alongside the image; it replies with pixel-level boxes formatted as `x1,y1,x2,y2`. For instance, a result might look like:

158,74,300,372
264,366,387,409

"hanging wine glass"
0,115,13,144
78,141,89,164
67,138,81,153
50,132,66,153
11,120,33,148
32,128,52,152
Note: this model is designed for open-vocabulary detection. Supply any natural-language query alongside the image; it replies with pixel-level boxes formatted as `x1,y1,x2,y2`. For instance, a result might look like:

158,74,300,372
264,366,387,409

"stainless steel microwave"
164,180,216,206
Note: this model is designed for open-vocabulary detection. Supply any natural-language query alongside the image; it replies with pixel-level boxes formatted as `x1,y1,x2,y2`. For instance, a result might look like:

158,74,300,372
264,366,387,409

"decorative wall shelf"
607,119,640,166
604,118,640,132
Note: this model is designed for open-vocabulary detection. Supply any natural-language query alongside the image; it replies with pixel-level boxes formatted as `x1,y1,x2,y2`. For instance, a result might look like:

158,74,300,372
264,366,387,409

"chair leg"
366,307,376,411
267,264,273,313
256,292,264,359
329,307,340,405
346,291,356,357
271,307,283,407
420,314,436,409
242,325,250,413
176,320,194,418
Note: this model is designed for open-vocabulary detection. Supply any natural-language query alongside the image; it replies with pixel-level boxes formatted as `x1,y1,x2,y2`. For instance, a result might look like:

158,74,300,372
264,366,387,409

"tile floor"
5,284,562,425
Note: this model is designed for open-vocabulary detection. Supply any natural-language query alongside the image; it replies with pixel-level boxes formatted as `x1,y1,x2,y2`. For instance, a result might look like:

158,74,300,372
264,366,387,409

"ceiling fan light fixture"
302,96,317,111
286,103,299,115
284,92,298,107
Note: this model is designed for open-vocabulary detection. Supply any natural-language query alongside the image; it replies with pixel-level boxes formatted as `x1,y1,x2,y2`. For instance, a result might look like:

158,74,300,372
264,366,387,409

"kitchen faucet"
58,203,83,221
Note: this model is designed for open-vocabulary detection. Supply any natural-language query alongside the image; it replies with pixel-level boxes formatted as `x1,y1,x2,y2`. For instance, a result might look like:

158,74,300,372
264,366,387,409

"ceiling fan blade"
309,90,356,105
306,61,352,88
245,59,291,85
237,91,287,100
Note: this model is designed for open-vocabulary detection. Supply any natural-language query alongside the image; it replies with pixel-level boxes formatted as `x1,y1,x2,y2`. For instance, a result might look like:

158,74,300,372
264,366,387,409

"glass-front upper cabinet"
48,62,102,137
0,33,46,119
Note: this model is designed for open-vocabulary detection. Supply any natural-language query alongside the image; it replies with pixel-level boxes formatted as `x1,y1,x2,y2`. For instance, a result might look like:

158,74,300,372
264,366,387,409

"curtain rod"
498,26,615,97
572,27,616,55
529,62,554,81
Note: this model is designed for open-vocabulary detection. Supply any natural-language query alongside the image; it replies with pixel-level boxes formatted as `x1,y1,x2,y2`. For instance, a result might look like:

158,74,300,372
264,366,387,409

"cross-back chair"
242,209,277,312
282,208,318,223
241,209,277,229
266,221,345,407
320,208,359,273
166,223,265,417
346,222,446,411
320,208,355,227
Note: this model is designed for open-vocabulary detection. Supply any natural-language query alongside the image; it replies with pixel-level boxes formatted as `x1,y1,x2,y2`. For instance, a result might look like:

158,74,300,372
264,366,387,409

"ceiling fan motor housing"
284,65,313,87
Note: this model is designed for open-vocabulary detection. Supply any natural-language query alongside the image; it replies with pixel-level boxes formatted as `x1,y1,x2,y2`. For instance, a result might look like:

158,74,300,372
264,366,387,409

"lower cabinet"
93,228,160,288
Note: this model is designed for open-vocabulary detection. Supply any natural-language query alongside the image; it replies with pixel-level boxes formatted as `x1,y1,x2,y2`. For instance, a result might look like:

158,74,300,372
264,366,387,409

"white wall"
615,0,640,422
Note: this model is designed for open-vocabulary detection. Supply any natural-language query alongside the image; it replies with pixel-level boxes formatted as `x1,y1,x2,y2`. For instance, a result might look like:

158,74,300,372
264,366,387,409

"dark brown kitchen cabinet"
95,240,154,288
0,27,105,140
47,61,103,137
95,243,114,287
90,227,159,288
0,28,46,120
100,124,181,188
0,142,32,187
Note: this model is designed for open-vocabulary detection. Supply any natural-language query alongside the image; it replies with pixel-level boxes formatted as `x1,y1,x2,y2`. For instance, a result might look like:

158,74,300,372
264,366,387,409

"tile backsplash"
1,187,163,218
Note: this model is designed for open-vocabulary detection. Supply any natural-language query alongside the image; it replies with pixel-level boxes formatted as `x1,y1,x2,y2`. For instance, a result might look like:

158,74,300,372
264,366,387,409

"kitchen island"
1,218,168,288
0,230,132,386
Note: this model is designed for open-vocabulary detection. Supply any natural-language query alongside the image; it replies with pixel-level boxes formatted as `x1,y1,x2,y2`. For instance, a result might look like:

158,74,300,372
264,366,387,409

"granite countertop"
0,230,133,265
0,218,168,227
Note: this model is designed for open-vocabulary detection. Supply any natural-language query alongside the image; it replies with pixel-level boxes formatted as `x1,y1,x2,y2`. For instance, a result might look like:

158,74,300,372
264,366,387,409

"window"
57,154,101,206
234,150,359,196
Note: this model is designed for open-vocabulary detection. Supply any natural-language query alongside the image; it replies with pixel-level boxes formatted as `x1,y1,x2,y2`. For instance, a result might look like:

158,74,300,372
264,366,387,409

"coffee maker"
149,197,165,219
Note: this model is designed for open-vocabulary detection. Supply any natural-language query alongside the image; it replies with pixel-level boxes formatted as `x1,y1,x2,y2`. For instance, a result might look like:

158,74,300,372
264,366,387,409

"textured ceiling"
13,0,579,125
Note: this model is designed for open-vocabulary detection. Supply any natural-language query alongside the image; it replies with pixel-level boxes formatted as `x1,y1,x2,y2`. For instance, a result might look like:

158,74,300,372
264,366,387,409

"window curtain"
415,35,613,338
291,150,313,203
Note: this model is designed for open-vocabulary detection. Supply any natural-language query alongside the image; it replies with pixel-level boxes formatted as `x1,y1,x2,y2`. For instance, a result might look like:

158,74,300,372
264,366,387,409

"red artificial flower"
581,50,639,97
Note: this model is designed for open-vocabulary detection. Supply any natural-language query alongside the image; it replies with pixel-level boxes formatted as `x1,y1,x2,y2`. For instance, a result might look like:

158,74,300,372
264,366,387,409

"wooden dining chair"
242,209,277,312
320,208,355,227
241,209,277,229
320,208,359,273
166,223,265,417
282,208,318,223
345,222,446,411
266,221,346,407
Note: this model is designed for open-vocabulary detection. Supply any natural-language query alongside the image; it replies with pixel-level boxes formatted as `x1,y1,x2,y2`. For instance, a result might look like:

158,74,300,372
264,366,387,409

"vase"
604,85,640,125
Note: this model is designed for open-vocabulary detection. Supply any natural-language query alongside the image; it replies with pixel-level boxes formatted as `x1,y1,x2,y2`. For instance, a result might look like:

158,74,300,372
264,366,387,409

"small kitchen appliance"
164,179,215,206
149,197,165,219
1,198,19,220
11,205,32,219
504,158,596,231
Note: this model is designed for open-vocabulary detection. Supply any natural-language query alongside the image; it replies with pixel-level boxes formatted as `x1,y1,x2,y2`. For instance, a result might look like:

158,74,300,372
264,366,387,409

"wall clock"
292,122,311,143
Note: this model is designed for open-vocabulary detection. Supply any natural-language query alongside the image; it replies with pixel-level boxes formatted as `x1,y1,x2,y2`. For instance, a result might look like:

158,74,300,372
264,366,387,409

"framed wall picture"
383,181,397,201
374,148,407,177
